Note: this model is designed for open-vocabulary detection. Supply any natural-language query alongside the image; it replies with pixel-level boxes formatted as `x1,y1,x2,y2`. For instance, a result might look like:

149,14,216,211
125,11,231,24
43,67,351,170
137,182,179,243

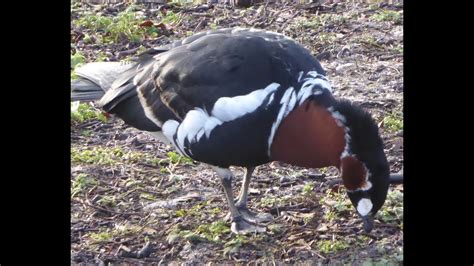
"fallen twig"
82,199,141,216
269,203,305,215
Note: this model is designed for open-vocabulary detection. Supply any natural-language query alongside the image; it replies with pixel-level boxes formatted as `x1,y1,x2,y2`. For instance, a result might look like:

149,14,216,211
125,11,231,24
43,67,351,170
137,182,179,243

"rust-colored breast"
270,100,345,168
340,156,368,191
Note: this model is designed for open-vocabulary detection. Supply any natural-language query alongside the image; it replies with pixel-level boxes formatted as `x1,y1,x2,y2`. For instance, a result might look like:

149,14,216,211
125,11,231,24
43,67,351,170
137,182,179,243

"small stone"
335,63,355,73
280,176,290,183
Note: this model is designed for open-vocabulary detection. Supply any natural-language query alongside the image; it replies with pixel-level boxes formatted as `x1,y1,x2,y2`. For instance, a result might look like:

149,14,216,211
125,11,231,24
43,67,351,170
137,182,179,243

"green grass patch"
294,16,321,30
372,10,402,24
80,130,93,137
316,32,338,45
161,10,181,25
71,146,125,165
85,222,143,245
259,195,288,208
71,51,85,80
166,151,195,165
140,192,158,201
71,102,107,124
196,220,231,242
74,6,183,45
316,238,350,254
390,45,403,54
71,51,85,69
383,109,403,132
302,182,314,196
97,195,117,208
71,146,166,167
71,173,99,198
320,188,353,221
378,189,403,223
321,189,352,213
86,231,113,243
224,234,249,255
293,13,347,31
75,7,156,44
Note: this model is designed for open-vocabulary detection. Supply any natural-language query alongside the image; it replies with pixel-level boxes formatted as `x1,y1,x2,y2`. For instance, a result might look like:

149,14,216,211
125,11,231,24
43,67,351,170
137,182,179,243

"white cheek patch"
357,198,373,216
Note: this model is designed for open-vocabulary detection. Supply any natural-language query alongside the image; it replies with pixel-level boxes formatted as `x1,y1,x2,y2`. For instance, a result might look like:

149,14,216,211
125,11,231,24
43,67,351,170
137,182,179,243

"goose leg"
225,167,273,223
212,166,266,234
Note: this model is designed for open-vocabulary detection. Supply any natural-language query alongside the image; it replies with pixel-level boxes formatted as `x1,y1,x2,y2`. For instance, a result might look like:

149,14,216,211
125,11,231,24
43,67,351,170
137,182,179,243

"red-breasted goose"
72,28,390,234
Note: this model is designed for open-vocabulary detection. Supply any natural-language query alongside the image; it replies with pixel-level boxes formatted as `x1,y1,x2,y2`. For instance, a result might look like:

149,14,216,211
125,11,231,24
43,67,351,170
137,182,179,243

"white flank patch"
267,93,275,107
280,86,295,105
204,117,223,138
297,71,304,82
164,83,281,156
177,110,209,146
137,86,164,128
196,128,205,141
357,198,373,216
285,90,298,117
162,120,180,149
212,83,280,122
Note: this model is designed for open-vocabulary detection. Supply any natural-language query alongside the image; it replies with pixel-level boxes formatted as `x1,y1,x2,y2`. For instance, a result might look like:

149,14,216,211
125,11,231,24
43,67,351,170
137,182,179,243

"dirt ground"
71,1,403,264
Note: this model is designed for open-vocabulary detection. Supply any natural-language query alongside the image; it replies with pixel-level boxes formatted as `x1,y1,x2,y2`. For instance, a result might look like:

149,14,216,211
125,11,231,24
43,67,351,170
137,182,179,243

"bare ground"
71,1,403,264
